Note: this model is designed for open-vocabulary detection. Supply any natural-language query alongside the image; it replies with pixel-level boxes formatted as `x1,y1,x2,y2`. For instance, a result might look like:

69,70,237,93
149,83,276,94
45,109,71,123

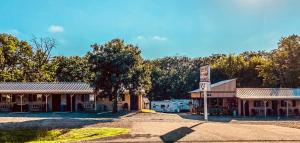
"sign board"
199,65,211,121
200,82,210,91
200,65,210,82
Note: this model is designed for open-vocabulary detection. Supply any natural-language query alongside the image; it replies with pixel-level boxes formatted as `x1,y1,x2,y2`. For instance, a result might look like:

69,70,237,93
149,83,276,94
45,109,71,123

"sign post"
200,65,211,121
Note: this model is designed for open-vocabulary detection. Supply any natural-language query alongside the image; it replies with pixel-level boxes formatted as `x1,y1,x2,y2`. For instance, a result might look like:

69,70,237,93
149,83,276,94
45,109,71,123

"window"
1,95,6,102
37,94,43,102
254,101,263,107
117,94,125,102
89,94,95,101
281,100,287,107
82,95,90,102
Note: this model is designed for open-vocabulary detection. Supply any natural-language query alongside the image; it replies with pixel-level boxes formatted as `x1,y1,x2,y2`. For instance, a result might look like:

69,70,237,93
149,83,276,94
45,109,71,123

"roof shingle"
0,82,94,94
236,88,300,99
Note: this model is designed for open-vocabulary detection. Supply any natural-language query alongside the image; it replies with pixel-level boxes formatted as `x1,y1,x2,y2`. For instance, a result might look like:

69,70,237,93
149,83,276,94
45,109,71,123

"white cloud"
151,36,167,41
48,25,64,33
136,35,167,42
137,35,146,40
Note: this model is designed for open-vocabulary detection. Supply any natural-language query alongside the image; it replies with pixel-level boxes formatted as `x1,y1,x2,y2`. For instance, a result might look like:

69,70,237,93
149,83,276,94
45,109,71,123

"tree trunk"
112,91,118,113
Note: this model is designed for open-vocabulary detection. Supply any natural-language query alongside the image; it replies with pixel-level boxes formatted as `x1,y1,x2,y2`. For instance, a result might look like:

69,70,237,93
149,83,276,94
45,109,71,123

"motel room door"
130,94,138,110
241,100,250,116
52,94,61,112
66,94,76,112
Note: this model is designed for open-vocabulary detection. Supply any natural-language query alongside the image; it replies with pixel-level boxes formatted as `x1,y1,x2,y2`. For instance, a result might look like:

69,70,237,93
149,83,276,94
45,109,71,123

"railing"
0,103,13,112
30,103,46,112
83,102,94,111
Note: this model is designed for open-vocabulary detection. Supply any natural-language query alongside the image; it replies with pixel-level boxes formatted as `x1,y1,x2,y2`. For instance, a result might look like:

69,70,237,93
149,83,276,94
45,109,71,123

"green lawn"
0,127,129,143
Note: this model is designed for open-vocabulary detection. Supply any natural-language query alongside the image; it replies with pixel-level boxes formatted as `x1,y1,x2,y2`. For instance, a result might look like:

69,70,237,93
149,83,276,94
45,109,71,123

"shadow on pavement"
160,122,203,143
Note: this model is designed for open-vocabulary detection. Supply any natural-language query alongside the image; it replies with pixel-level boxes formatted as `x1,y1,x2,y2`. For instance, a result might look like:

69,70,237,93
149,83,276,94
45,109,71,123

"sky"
0,0,300,59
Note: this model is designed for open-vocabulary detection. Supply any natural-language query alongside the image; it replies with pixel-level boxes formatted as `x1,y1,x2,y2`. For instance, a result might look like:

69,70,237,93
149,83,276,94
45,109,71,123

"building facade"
0,82,141,112
190,79,300,117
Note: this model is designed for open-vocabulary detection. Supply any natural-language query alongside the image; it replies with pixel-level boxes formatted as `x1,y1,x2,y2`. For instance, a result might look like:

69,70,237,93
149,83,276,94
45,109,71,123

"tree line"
1,33,299,107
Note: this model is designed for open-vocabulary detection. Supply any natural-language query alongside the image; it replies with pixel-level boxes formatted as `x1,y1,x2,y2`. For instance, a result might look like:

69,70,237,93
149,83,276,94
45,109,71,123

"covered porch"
237,88,300,117
238,98,300,117
0,82,96,112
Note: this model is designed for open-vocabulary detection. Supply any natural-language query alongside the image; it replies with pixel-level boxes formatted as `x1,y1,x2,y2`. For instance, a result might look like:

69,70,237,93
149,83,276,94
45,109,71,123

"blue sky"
0,0,299,59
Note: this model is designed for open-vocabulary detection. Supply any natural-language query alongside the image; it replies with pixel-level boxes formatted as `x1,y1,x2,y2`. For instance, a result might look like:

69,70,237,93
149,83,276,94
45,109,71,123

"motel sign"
200,65,211,121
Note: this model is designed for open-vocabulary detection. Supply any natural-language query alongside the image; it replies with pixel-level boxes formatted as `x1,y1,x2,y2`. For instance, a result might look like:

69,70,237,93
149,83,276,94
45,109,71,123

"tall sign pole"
200,65,210,121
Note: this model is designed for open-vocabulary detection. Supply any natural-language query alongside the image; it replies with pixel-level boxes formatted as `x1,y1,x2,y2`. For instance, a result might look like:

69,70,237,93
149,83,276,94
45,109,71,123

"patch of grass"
141,109,156,113
0,127,129,143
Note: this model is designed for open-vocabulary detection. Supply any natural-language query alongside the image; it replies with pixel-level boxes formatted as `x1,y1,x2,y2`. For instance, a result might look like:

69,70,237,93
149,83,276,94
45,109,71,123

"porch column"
243,100,245,117
20,94,23,112
45,94,49,112
264,100,267,117
70,94,74,112
94,94,97,111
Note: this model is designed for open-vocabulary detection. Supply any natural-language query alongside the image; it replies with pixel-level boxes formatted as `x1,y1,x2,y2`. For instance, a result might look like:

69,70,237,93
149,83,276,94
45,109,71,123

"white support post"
204,91,208,121
45,94,49,112
70,94,74,112
264,100,267,117
20,95,23,112
94,94,97,111
243,100,245,117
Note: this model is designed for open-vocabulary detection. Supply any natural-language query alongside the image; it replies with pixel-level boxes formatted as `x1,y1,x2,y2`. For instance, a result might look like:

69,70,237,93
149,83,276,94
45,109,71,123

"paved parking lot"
100,113,300,142
1,112,300,142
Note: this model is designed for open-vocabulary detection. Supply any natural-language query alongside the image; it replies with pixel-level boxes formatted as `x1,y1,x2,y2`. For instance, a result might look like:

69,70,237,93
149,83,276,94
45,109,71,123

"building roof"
210,79,236,88
189,79,236,93
0,82,94,94
236,88,300,99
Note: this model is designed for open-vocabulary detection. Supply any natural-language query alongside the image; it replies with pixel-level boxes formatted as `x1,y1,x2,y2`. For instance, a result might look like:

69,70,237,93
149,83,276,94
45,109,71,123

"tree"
87,39,150,112
28,36,57,82
54,56,93,82
269,35,300,87
0,33,33,82
148,56,200,100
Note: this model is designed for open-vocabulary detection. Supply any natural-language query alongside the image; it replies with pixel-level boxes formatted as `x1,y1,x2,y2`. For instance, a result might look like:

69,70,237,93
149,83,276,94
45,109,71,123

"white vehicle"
151,99,190,113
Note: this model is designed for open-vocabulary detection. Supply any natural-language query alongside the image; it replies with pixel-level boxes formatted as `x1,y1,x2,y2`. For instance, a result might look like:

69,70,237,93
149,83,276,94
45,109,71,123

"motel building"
190,79,300,117
0,82,146,112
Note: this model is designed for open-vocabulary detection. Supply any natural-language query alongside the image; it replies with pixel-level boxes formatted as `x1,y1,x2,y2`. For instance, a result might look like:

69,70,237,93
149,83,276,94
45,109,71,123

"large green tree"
261,35,300,87
0,33,33,81
87,39,151,112
54,56,93,82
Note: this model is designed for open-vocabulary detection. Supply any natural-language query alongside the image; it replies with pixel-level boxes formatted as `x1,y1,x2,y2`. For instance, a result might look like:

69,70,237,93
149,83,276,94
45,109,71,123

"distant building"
0,82,145,112
190,79,300,117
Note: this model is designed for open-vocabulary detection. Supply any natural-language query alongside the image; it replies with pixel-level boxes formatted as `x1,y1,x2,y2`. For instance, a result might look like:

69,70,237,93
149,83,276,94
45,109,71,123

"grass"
141,109,156,113
0,127,129,143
